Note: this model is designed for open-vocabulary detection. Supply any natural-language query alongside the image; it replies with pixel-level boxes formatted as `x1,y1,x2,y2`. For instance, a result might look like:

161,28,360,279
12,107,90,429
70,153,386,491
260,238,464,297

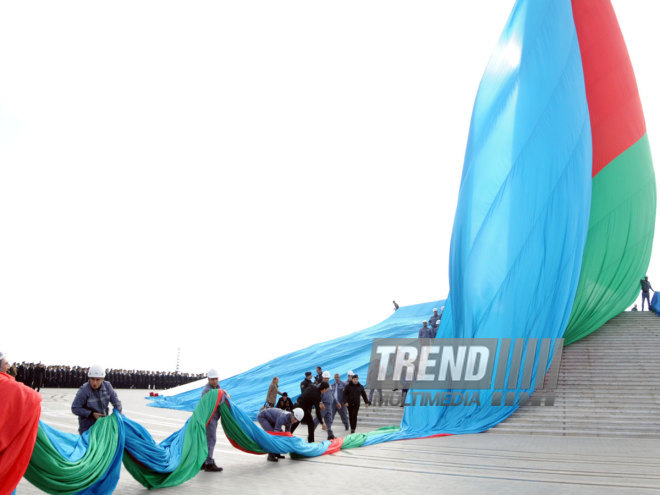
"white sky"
1,1,658,378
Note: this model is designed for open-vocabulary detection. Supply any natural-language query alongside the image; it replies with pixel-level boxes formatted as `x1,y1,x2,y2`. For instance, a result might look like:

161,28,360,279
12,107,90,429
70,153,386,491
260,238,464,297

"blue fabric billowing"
75,413,125,495
151,0,592,440
123,416,187,472
149,301,445,418
225,400,331,457
402,0,592,434
39,421,89,462
37,413,125,495
650,292,660,315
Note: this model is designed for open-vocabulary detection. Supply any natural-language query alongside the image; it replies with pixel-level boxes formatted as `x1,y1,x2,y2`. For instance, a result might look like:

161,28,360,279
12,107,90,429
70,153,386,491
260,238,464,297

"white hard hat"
207,369,220,379
433,308,438,312
322,371,331,378
347,370,354,376
88,365,105,378
293,408,304,421
423,320,428,324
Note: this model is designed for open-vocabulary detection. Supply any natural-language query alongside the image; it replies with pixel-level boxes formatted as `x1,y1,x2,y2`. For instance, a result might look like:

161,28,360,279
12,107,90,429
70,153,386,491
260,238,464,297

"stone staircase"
359,312,660,438
354,389,405,428
489,311,660,438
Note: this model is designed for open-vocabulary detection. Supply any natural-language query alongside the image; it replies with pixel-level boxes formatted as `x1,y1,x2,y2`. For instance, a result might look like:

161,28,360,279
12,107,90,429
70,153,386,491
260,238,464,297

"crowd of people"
2,282,656,476
250,304,449,462
417,306,444,338
3,362,203,391
260,367,370,450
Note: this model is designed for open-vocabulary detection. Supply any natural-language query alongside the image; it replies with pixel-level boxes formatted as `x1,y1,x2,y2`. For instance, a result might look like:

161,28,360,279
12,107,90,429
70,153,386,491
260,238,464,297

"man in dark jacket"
300,371,314,392
33,363,45,392
641,276,654,311
313,366,323,385
343,374,370,433
290,381,329,442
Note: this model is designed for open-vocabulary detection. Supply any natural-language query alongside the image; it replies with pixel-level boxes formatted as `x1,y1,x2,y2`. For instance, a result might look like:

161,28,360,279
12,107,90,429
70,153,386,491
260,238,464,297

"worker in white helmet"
257,407,303,462
201,368,231,472
429,307,442,331
71,365,122,434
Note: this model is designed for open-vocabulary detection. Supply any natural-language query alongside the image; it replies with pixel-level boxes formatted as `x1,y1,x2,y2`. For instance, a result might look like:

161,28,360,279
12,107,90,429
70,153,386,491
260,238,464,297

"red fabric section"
571,0,646,177
266,431,294,437
226,436,263,456
422,433,452,440
205,389,224,427
0,373,41,495
322,437,344,455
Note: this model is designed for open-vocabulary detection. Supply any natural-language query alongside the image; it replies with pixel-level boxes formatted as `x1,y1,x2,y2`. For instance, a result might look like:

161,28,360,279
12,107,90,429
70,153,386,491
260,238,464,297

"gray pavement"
16,388,660,495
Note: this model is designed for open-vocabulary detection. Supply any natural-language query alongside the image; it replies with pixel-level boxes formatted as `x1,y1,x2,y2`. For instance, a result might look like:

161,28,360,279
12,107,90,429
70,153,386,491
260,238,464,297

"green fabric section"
340,426,400,450
565,134,656,344
122,390,220,489
23,415,119,495
289,426,401,458
219,402,266,454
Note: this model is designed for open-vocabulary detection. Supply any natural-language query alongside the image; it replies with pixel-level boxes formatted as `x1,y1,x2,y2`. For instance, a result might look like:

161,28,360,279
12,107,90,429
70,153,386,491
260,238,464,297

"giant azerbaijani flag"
4,1,655,493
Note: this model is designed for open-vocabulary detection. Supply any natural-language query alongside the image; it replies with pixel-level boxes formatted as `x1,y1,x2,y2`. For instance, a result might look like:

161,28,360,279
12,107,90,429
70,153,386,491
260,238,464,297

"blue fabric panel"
39,421,89,462
650,292,660,315
401,0,592,434
75,413,125,495
150,300,445,418
39,414,125,495
225,400,330,457
151,0,592,440
123,416,187,472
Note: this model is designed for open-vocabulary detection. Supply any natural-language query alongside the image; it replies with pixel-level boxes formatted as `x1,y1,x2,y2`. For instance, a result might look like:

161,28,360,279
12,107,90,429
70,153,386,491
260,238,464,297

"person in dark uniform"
300,371,313,392
343,374,370,433
290,381,329,442
313,366,323,385
276,392,294,411
640,276,654,311
33,363,45,392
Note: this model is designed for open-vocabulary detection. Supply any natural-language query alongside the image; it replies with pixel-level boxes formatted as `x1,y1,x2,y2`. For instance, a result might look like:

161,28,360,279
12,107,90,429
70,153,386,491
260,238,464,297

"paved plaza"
16,389,660,495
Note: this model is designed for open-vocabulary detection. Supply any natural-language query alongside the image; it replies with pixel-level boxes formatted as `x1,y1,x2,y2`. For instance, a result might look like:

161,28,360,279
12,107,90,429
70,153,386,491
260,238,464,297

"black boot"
204,462,223,472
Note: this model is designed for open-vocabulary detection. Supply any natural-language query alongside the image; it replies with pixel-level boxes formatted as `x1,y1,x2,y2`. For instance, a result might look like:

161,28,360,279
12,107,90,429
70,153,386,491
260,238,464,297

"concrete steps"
490,311,660,438
357,312,660,438
353,390,404,427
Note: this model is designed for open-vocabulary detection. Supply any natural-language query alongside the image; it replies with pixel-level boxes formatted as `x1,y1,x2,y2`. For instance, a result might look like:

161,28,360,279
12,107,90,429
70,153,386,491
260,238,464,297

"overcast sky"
1,1,658,378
